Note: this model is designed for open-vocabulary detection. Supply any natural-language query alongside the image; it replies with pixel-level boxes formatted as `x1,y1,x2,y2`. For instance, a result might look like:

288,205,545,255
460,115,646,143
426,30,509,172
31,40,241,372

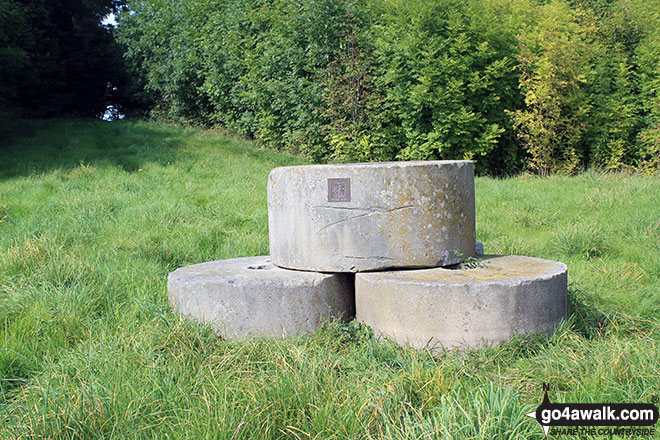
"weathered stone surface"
168,256,354,337
268,160,476,272
355,255,567,350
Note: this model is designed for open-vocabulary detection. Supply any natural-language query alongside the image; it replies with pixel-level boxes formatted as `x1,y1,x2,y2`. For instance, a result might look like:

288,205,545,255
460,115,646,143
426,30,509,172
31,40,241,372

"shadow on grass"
0,118,186,179
567,284,609,340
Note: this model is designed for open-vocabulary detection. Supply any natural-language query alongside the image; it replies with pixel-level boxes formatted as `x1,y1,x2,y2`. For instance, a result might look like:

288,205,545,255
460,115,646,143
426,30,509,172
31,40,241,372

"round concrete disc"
267,160,476,272
355,255,567,350
168,256,355,338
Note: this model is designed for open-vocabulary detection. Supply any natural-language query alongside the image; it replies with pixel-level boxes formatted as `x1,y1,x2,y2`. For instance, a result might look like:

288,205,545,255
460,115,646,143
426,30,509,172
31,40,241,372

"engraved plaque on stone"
327,178,351,202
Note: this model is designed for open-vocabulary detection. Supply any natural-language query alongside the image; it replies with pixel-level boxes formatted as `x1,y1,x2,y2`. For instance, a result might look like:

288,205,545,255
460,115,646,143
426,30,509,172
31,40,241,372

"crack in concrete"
313,205,416,212
344,255,395,260
316,205,417,233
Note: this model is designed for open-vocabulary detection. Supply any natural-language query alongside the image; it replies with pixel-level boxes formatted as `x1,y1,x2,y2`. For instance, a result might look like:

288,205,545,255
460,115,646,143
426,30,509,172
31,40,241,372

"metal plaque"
327,178,351,202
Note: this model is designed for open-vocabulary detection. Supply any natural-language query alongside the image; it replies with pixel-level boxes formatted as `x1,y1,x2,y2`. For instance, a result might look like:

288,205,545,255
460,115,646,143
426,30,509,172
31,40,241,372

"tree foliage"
0,0,131,118
117,0,660,174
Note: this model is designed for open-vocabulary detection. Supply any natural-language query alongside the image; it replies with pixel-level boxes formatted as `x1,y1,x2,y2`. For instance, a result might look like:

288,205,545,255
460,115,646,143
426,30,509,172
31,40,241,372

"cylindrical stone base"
355,255,567,350
168,256,354,338
268,160,476,272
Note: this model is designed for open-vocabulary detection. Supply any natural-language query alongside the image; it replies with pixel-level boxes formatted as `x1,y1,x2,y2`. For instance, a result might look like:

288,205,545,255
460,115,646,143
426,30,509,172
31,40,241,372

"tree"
1,0,127,118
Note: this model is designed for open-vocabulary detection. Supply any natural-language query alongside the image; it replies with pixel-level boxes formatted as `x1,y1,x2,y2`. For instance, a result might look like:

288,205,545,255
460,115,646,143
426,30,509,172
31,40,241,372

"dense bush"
367,0,527,174
118,0,660,174
513,0,660,174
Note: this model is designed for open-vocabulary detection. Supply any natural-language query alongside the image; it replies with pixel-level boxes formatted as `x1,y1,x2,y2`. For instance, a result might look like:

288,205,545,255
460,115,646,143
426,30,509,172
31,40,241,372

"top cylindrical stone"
268,160,476,272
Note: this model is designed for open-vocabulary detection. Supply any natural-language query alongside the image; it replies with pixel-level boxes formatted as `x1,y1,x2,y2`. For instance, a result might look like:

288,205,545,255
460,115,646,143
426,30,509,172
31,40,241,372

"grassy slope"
0,120,659,439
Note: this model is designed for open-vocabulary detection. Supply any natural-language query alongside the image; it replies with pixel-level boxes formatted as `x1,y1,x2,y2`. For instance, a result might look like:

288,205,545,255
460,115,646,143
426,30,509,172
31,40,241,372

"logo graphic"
328,178,351,202
526,384,659,437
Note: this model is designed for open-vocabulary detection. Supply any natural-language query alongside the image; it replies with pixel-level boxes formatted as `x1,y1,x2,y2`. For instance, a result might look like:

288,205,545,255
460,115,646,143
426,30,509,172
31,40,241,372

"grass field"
1,119,659,439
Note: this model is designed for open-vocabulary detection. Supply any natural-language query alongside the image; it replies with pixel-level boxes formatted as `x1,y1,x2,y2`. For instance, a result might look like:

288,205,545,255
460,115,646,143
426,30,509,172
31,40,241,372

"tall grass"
1,120,659,439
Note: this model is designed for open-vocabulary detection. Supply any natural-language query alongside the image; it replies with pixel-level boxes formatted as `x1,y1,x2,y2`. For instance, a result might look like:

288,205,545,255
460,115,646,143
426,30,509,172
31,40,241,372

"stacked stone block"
268,161,475,272
168,160,567,350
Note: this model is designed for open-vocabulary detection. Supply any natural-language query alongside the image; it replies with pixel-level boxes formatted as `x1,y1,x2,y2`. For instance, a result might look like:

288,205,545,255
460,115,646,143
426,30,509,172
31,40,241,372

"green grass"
1,119,659,439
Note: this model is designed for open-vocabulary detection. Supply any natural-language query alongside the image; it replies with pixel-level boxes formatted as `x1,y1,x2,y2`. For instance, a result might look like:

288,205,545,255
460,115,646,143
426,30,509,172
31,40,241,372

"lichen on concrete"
268,160,476,272
355,255,567,351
